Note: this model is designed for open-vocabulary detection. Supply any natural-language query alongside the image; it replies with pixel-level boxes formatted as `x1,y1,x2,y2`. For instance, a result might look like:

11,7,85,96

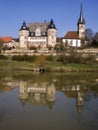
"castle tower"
19,81,28,106
47,19,57,47
19,21,29,49
46,83,56,102
46,83,56,109
77,4,85,40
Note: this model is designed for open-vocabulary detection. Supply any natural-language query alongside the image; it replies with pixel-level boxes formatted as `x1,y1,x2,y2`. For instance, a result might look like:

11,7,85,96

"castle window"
52,30,54,34
43,32,46,35
31,32,35,36
45,25,47,29
52,36,54,39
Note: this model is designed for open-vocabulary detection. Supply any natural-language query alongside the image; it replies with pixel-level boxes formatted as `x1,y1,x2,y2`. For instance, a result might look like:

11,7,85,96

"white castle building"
19,19,57,49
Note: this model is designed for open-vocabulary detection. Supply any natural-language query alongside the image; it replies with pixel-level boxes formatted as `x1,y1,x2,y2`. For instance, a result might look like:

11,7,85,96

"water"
0,71,98,130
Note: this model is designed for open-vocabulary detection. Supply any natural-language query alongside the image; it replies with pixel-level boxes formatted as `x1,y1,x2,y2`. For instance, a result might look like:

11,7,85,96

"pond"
0,71,98,130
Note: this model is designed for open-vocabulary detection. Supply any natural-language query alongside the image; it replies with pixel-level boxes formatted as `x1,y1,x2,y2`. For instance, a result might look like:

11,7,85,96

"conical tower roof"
77,4,85,25
48,19,56,29
19,21,29,31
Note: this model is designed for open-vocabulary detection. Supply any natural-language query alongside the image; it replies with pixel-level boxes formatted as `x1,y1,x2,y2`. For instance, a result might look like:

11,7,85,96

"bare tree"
0,40,4,53
85,28,94,44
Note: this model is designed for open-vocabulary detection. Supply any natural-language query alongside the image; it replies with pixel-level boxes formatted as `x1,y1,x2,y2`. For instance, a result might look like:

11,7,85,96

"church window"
80,25,83,28
70,40,73,45
76,40,78,47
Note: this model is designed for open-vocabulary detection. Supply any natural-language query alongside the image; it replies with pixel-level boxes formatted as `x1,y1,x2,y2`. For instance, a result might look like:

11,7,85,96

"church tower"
77,4,85,40
19,21,29,49
47,19,57,47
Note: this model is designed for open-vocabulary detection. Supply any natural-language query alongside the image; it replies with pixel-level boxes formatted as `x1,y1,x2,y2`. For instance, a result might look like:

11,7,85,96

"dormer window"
31,32,34,36
39,25,42,28
33,26,35,29
43,32,46,36
35,28,41,36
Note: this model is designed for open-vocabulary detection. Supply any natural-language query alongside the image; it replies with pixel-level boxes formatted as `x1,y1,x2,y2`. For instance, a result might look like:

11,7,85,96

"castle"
19,19,57,49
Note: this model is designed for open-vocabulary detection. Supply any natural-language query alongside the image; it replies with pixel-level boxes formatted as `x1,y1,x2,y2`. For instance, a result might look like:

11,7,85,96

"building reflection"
18,80,87,114
1,74,98,130
19,81,56,109
61,84,90,127
1,75,98,119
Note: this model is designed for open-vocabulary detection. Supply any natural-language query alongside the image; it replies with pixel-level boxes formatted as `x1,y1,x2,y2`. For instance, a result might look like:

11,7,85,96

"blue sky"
0,0,98,38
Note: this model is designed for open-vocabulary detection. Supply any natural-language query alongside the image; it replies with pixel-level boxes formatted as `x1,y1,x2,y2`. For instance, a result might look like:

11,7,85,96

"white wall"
62,39,81,47
28,37,47,43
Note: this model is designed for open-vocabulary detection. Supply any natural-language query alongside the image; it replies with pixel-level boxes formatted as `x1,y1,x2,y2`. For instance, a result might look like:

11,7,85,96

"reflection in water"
17,75,98,124
19,81,56,108
0,72,98,130
18,82,85,113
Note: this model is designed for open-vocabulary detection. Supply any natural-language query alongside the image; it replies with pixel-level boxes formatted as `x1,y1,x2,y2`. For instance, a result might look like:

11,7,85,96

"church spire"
77,4,86,40
78,3,85,25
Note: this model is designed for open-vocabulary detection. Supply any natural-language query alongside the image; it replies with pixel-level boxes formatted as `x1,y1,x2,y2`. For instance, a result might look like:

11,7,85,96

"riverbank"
0,60,98,72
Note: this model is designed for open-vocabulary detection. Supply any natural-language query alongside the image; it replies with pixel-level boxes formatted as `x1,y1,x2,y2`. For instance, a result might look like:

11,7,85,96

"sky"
0,0,98,38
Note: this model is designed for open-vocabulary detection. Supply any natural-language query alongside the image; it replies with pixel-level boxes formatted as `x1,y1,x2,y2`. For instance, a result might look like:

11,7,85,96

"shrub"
80,55,96,65
46,55,54,61
57,52,97,65
57,54,66,62
0,55,7,60
12,55,36,62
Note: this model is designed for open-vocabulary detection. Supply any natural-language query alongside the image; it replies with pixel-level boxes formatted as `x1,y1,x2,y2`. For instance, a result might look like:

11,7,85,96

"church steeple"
77,4,86,40
78,4,85,25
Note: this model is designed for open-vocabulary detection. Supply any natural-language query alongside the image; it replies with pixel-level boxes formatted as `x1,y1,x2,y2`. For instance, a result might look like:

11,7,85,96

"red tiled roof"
64,31,80,39
0,37,13,43
3,86,13,91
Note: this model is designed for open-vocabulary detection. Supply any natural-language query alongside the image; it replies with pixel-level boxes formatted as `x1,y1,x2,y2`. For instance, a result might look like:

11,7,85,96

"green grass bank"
0,54,98,72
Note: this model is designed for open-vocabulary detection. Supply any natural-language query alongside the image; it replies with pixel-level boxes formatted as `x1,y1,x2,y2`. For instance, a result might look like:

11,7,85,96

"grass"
0,57,98,72
0,60,35,71
65,63,98,71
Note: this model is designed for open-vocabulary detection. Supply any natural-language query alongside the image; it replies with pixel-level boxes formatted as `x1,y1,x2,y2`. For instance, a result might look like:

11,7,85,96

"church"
62,4,89,47
19,19,57,49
